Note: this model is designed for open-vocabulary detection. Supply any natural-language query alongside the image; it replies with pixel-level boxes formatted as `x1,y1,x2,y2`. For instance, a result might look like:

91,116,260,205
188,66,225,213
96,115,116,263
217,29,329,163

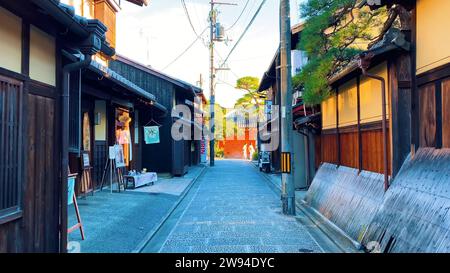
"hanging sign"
144,126,160,144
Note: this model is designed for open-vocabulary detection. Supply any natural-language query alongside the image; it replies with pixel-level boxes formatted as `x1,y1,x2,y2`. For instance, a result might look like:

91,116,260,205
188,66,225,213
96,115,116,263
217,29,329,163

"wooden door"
26,92,59,252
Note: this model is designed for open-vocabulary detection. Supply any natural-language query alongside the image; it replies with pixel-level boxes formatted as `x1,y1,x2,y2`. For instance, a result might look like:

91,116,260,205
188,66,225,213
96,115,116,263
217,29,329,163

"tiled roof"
89,60,167,112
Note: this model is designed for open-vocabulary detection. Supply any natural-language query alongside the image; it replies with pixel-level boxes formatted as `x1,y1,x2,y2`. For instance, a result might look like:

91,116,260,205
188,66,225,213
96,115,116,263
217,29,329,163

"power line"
226,0,250,31
182,0,209,47
220,0,267,68
181,0,200,37
162,27,208,71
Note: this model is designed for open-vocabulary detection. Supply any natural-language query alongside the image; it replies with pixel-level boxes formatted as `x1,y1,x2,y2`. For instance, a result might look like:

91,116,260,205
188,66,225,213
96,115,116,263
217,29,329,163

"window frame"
0,73,24,224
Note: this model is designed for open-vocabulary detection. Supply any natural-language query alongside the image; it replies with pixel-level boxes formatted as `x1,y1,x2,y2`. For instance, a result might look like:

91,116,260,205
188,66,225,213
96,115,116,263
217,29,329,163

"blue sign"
144,126,160,144
68,176,76,205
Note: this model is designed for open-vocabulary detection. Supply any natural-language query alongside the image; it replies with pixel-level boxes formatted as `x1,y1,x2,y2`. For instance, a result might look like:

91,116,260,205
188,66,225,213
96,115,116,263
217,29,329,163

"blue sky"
116,0,303,107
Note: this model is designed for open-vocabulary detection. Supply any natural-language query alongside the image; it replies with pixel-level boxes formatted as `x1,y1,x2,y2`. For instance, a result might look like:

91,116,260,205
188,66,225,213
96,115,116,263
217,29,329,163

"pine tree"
294,0,389,105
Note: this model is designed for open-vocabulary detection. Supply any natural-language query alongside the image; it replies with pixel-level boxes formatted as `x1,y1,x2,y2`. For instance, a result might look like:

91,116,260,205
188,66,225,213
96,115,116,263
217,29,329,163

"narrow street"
142,160,326,253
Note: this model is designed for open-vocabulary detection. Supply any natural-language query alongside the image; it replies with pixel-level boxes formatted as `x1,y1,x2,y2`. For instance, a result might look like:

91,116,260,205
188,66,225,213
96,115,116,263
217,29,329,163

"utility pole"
208,0,236,167
199,74,203,89
280,0,295,215
209,1,216,167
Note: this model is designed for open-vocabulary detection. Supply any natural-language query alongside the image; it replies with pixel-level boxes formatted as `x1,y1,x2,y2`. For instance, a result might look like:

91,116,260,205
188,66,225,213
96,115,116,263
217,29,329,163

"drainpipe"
298,129,311,187
60,54,92,253
359,53,389,191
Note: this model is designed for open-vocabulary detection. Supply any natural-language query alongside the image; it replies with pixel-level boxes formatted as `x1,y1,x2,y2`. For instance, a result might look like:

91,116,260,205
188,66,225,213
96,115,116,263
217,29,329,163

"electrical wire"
220,0,267,68
226,0,250,31
162,27,209,71
181,0,200,37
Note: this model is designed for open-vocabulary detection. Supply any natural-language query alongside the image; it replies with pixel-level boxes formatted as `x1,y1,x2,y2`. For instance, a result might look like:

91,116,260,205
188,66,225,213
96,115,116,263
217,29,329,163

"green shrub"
252,150,259,161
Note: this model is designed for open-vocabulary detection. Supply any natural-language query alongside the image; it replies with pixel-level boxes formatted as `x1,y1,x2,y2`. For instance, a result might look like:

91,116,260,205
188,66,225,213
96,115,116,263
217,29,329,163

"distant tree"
233,76,265,150
234,76,264,109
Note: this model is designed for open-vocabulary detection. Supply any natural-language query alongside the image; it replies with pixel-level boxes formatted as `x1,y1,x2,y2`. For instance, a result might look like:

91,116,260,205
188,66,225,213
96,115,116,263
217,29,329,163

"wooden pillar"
436,81,443,149
411,7,419,153
336,87,340,166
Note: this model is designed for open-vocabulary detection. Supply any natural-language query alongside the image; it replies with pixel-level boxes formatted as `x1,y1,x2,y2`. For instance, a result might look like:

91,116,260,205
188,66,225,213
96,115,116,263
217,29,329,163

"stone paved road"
158,160,324,253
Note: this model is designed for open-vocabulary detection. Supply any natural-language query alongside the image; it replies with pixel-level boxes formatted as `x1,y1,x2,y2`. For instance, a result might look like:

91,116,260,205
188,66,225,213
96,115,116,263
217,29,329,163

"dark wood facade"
0,1,63,252
109,56,202,176
0,0,115,252
66,66,167,192
417,65,450,149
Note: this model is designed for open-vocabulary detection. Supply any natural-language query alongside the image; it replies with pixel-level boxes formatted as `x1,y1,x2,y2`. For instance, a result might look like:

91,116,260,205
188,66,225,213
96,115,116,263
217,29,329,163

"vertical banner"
201,139,207,163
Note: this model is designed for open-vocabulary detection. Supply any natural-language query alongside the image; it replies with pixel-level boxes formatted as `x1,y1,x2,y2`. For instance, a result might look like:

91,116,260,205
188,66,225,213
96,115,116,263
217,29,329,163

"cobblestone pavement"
159,160,324,253
68,165,205,253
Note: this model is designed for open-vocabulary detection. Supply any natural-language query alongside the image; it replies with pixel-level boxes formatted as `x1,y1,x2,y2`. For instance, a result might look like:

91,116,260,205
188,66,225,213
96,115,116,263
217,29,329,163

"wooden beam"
21,21,30,76
436,81,443,149
336,87,341,166
357,76,362,173
411,6,419,154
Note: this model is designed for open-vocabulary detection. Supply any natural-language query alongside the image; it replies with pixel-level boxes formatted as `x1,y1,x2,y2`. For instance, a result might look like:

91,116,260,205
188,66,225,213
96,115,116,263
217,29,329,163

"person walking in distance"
242,143,248,160
248,144,255,161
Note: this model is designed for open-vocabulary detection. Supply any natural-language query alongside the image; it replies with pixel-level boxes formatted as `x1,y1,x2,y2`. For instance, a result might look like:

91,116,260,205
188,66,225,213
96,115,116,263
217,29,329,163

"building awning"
88,60,167,113
258,51,278,92
115,55,202,95
294,113,321,126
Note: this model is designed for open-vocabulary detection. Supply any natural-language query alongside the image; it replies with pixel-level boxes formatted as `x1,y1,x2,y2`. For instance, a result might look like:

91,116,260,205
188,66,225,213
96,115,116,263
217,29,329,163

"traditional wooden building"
304,0,450,252
59,0,168,191
358,0,450,252
0,0,114,252
109,56,204,176
304,28,412,247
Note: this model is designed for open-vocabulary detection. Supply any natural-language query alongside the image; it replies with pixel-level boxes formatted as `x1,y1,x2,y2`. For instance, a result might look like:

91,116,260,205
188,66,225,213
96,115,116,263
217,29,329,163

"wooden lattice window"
0,75,24,221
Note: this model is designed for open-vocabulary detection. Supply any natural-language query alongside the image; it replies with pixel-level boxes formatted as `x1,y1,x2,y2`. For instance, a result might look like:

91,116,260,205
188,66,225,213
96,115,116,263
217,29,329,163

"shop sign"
144,126,160,144
114,144,126,168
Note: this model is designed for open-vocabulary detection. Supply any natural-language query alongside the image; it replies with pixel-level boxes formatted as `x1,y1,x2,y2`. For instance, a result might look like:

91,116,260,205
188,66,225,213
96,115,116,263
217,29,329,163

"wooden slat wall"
0,75,23,253
419,83,436,147
0,87,59,253
339,132,359,169
321,133,338,164
442,78,450,148
0,76,21,211
361,128,391,175
321,125,391,175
